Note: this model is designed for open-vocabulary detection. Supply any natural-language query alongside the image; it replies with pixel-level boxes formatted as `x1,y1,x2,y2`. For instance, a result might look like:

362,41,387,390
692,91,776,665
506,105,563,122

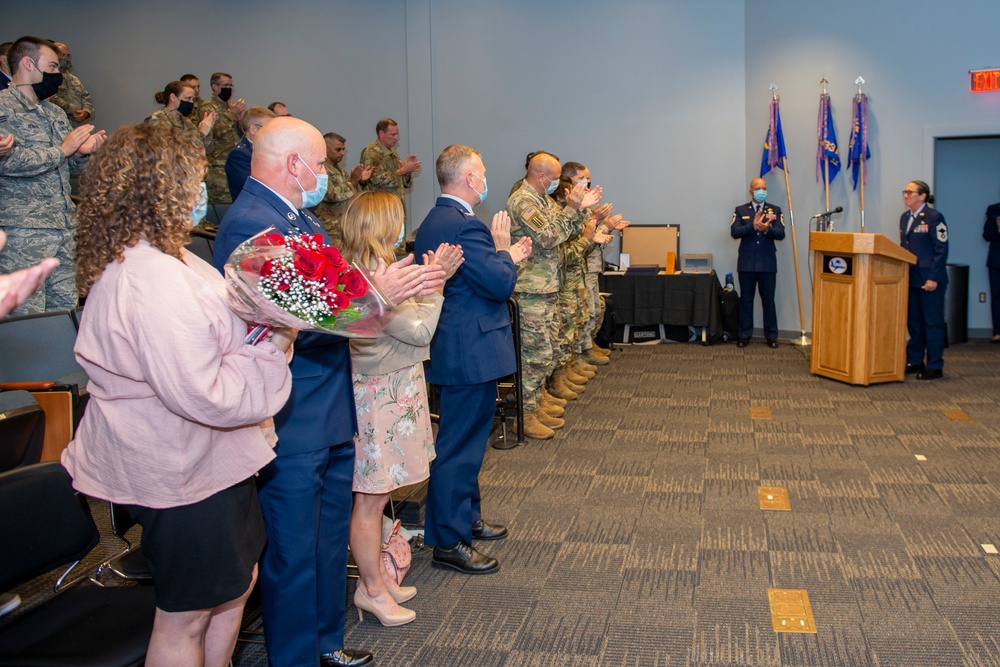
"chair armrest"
0,382,57,391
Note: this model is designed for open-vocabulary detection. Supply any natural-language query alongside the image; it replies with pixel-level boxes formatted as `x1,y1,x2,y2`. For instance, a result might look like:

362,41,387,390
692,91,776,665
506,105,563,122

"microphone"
811,206,843,219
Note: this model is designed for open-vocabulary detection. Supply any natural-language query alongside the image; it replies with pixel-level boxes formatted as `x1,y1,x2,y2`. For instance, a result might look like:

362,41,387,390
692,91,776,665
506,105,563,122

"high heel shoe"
354,587,416,626
386,584,416,604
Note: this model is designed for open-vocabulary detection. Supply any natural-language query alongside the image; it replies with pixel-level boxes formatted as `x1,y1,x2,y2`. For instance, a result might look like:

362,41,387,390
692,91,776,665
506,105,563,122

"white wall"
745,0,1000,335
9,0,1000,336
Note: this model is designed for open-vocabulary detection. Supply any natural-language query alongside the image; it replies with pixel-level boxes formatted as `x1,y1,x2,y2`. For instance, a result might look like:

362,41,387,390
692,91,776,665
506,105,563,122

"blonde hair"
75,123,207,294
340,191,403,268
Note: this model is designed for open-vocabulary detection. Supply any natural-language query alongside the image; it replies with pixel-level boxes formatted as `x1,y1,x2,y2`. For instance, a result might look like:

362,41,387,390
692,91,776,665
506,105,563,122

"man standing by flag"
731,178,785,348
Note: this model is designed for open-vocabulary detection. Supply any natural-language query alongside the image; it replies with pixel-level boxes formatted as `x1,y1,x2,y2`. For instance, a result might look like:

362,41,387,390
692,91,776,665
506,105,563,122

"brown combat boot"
590,344,611,356
560,364,590,385
520,411,555,439
541,389,567,407
582,350,610,365
534,408,565,429
538,397,565,418
572,360,597,377
547,379,579,401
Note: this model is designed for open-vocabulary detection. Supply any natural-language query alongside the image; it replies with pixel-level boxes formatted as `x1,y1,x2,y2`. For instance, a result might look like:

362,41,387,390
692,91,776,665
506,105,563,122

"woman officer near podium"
899,180,948,380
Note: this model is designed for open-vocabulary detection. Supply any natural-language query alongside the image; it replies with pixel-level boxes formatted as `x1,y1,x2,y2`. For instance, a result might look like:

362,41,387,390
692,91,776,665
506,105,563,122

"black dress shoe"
766,339,778,348
905,363,926,375
432,541,499,574
472,519,508,541
321,649,373,667
736,338,749,348
916,369,943,380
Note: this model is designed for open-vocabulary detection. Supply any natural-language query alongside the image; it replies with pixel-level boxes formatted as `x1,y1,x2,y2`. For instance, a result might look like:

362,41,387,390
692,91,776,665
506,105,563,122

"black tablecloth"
599,271,723,341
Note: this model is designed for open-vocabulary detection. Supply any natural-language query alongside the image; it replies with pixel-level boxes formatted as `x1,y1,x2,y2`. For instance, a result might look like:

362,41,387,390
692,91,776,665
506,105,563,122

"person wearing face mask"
212,117,447,667
340,190,462,621
415,144,531,574
731,177,785,348
0,35,105,315
65,121,295,667
47,42,93,127
201,72,246,205
148,80,217,150
225,105,276,200
315,132,372,248
505,152,602,439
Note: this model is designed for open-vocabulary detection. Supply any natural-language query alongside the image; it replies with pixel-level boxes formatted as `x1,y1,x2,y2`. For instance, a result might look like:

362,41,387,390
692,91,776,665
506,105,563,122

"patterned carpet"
10,339,1000,666
282,340,1000,667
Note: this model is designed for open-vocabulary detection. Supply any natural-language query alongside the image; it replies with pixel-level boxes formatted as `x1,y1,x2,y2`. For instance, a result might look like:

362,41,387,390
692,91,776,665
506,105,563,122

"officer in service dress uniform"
900,180,948,380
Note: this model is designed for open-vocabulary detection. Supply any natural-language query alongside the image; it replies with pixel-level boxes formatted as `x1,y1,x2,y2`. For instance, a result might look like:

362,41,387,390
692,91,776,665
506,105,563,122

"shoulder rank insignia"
936,222,948,242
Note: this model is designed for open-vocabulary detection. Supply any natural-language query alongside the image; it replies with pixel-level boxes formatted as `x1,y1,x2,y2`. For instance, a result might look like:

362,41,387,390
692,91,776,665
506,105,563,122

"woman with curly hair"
61,122,294,667
147,80,216,149
339,190,462,626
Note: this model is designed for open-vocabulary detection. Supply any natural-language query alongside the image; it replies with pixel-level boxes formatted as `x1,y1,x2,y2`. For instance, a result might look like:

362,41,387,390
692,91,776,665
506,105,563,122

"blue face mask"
295,157,329,208
471,173,488,204
190,182,208,224
753,189,768,203
397,223,406,247
545,177,559,195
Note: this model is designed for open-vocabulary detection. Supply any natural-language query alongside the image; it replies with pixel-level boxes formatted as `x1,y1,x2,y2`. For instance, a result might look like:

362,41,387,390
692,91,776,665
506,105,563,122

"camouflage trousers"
513,291,557,411
579,272,604,352
0,227,77,317
556,286,587,366
206,162,233,205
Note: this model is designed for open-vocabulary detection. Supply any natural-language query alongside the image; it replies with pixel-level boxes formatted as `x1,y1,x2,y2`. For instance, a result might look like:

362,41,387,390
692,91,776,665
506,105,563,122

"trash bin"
945,263,968,345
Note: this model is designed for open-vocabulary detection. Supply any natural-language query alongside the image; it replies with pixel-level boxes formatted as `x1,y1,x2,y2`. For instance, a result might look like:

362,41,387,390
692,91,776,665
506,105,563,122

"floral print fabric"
352,362,435,493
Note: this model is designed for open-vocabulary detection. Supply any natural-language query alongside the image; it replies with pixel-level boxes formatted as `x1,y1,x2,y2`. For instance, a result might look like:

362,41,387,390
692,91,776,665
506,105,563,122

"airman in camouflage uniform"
0,39,105,315
147,106,214,152
314,132,368,248
201,73,244,204
48,43,93,127
360,118,420,227
506,153,598,429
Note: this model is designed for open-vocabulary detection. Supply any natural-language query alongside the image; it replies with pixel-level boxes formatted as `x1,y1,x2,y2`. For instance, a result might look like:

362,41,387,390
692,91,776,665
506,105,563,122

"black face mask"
177,100,195,117
32,69,63,101
217,87,232,103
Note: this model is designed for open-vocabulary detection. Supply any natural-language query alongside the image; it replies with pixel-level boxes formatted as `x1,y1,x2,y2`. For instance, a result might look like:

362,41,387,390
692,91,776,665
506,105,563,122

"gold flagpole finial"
820,77,828,95
854,75,865,96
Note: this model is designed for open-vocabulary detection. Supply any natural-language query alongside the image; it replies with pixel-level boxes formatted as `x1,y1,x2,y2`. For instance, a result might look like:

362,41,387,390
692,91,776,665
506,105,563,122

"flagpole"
855,76,867,233
771,85,810,346
821,79,830,213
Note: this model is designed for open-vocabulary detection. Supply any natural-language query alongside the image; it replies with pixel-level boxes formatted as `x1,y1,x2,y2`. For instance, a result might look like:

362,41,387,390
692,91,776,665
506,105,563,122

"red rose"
259,259,277,278
325,289,349,312
275,281,290,292
300,234,326,247
340,268,369,299
292,247,327,281
318,245,348,271
320,263,343,290
240,255,268,274
253,233,286,247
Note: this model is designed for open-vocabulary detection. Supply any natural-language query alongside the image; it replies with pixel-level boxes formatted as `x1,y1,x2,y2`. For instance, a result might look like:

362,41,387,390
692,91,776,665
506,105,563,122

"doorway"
934,135,1000,337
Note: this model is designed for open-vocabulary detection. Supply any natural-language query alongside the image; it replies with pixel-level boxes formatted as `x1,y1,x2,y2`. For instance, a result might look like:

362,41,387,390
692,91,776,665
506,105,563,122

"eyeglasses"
902,190,920,195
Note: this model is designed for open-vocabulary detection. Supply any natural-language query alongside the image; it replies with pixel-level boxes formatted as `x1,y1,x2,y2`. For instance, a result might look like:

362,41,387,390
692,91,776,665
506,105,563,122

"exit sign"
970,68,1000,93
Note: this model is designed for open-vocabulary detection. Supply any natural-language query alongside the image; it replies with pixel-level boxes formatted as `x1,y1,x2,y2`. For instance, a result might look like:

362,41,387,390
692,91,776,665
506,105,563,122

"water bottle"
724,273,734,292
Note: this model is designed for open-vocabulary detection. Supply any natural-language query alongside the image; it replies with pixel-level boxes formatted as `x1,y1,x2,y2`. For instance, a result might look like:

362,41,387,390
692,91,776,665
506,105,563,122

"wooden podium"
809,232,916,385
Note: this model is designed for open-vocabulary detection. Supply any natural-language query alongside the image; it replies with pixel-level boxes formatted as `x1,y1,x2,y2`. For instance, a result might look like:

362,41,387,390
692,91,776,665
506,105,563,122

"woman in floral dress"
340,191,462,626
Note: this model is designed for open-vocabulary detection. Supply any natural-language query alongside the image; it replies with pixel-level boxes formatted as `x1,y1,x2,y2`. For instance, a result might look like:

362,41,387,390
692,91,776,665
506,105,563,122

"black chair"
98,503,152,583
0,391,45,472
0,462,156,667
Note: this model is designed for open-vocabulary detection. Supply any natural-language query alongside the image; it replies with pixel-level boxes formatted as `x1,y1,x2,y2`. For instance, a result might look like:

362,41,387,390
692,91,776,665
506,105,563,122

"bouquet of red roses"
225,229,393,338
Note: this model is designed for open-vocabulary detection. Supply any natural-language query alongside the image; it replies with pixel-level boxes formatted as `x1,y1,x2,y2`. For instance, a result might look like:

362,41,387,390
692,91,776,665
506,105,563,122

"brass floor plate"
758,486,791,511
768,588,817,633
944,409,973,422
750,406,772,419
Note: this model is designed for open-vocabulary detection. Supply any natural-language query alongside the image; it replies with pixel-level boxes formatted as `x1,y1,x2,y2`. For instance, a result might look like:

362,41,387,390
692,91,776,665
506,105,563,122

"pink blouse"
62,241,292,508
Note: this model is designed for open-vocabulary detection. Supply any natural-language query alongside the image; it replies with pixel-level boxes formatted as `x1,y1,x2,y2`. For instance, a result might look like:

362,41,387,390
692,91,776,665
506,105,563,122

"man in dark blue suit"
731,177,785,348
414,145,532,574
213,117,443,667
900,180,948,380
224,105,275,201
982,198,1000,342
